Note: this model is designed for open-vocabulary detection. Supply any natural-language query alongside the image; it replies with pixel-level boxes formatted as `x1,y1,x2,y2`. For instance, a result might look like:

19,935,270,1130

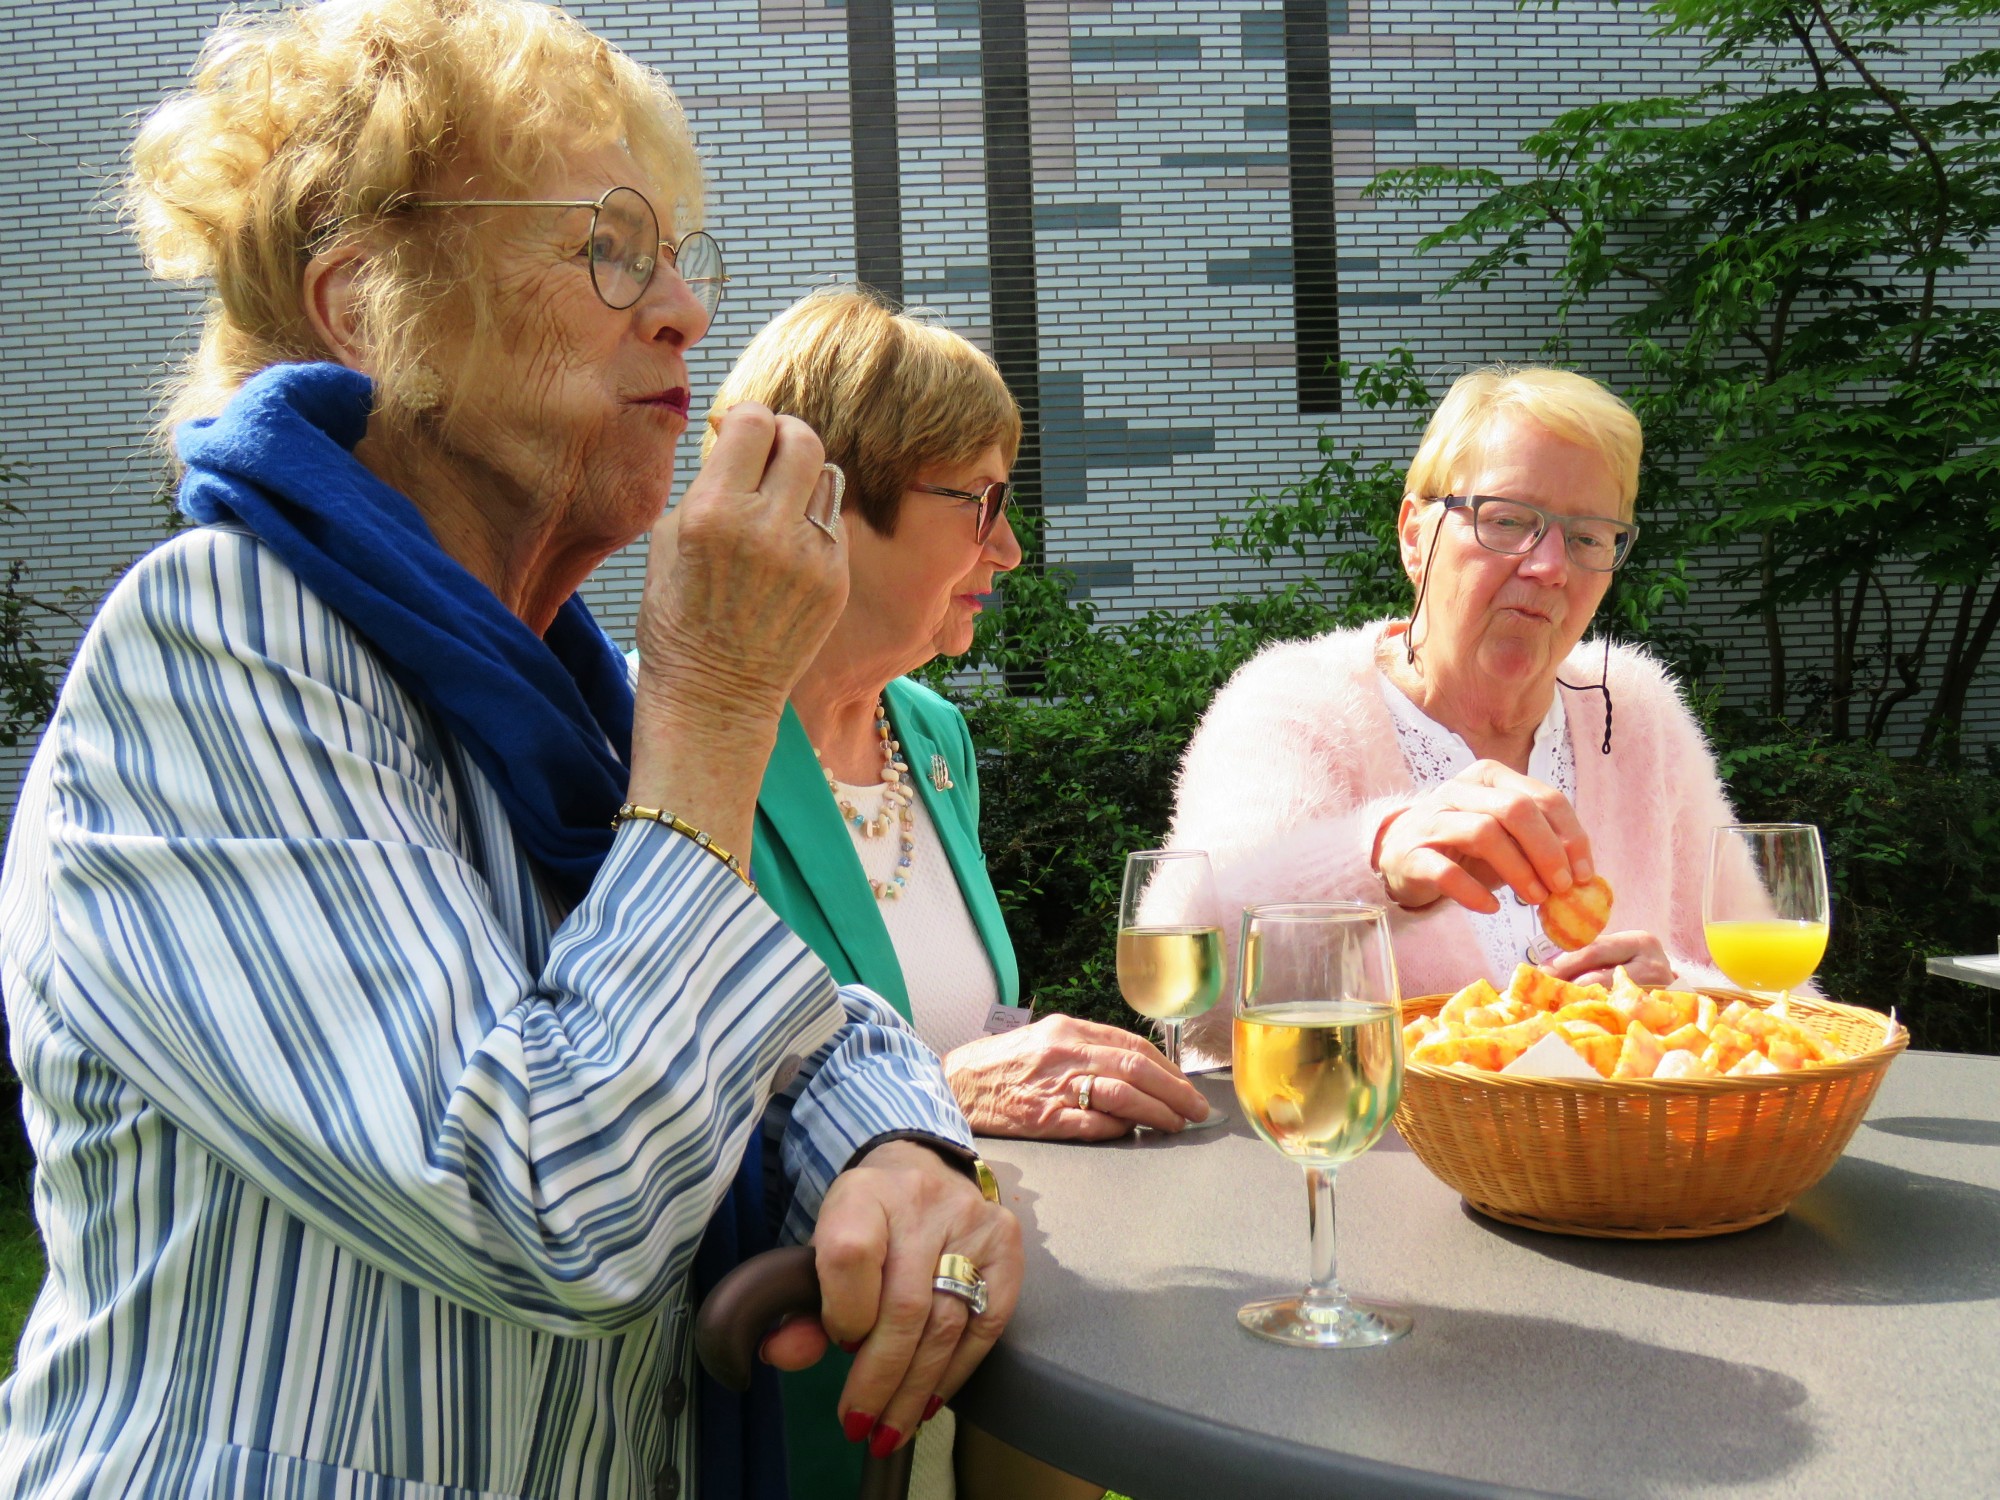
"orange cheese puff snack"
1568,1032,1623,1078
1636,989,1699,1034
1718,999,1756,1031
1554,998,1625,1033
1439,977,1503,1024
1659,1023,1707,1053
1540,874,1614,951
1556,1018,1612,1040
1705,1023,1757,1073
1765,1033,1815,1070
1464,998,1534,1029
1412,1033,1508,1070
1653,1049,1719,1080
1488,1013,1556,1055
1608,966,1648,1024
1505,963,1583,1014
1613,1021,1666,1080
1403,1014,1440,1050
1727,1051,1782,1077
1695,993,1719,1032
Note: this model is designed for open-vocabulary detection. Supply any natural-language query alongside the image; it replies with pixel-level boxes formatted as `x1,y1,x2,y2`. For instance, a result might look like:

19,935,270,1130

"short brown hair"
126,0,702,434
703,287,1021,535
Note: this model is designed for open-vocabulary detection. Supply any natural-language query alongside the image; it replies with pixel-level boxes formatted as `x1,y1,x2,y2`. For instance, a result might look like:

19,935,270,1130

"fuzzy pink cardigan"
1165,622,1738,1061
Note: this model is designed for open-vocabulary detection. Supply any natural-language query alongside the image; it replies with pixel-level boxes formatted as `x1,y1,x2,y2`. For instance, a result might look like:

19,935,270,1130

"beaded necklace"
812,699,917,901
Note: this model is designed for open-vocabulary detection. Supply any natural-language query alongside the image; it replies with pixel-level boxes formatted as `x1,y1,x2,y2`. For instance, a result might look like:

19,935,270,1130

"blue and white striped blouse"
0,526,972,1498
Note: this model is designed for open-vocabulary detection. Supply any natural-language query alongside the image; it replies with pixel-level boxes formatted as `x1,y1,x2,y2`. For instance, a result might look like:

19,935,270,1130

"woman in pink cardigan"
1169,365,1736,1061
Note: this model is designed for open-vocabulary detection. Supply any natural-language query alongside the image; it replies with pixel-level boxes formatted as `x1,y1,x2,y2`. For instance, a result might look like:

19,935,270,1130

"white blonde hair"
1405,365,1643,513
127,0,702,435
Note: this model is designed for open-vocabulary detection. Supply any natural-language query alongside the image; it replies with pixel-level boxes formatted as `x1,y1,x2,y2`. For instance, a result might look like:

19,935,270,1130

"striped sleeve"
35,529,884,1334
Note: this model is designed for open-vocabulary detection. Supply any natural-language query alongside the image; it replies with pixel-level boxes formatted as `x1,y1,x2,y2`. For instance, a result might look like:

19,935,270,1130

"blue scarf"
177,362,787,1500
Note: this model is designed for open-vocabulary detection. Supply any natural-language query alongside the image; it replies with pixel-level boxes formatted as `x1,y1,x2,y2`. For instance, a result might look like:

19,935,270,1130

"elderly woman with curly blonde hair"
0,3,1019,1497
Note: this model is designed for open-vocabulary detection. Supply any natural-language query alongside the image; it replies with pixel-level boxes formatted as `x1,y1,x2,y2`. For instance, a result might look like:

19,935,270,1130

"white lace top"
1376,671,1576,982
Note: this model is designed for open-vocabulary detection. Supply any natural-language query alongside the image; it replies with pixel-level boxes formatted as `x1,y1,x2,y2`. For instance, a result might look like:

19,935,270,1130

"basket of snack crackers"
1394,961,1907,1238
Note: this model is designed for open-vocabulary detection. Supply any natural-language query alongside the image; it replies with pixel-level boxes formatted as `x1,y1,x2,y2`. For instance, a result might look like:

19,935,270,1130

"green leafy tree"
1371,0,2000,758
0,456,69,753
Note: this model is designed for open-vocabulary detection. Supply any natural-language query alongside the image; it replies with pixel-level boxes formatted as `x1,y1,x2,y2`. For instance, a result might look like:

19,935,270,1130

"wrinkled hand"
1375,760,1595,914
760,1141,1021,1457
1542,929,1674,990
943,1014,1211,1140
632,403,848,731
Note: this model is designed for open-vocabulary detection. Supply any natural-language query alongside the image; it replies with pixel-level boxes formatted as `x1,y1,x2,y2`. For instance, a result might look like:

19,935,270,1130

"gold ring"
1075,1074,1094,1112
933,1253,988,1316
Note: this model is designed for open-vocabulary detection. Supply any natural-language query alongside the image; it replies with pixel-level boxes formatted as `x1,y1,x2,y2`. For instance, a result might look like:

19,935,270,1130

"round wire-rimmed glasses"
1430,493,1639,572
406,185,729,316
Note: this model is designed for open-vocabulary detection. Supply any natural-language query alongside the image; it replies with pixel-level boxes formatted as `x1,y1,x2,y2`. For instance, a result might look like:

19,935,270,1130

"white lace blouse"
1376,671,1576,981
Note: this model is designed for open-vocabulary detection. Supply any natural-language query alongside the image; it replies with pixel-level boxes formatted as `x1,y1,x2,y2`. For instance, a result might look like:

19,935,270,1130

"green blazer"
754,676,1020,1013
756,677,1018,1499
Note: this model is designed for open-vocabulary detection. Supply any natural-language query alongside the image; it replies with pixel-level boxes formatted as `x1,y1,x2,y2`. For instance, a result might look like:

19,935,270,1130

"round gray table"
952,1051,2000,1499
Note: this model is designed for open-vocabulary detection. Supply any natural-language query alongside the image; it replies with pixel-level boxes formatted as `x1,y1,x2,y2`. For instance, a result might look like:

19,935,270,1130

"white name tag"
983,1003,1031,1035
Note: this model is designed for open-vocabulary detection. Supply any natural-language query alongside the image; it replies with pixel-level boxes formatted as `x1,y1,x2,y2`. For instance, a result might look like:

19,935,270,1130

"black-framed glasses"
912,480,1011,544
1431,493,1638,573
406,186,729,316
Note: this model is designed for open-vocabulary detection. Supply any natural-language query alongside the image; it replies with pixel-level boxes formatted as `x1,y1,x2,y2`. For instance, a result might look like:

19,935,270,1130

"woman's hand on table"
1541,929,1674,989
1374,760,1595,915
760,1140,1022,1457
942,1014,1212,1140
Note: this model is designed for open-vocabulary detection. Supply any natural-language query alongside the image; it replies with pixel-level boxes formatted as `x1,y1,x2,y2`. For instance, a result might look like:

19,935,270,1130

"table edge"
953,1339,1563,1500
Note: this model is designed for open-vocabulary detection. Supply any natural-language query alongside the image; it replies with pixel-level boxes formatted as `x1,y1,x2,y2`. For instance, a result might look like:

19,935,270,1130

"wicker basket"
1392,990,1908,1238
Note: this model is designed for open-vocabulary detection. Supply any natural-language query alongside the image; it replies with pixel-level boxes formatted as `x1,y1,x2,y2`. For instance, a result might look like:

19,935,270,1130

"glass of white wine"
1117,849,1227,1128
1233,901,1410,1349
1704,824,1830,1001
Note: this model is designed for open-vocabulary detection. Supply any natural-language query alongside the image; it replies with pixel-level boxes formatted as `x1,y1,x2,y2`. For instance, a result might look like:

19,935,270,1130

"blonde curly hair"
703,287,1021,536
127,0,703,435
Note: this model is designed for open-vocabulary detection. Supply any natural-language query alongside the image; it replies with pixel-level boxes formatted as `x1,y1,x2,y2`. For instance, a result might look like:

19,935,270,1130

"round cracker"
1540,874,1614,951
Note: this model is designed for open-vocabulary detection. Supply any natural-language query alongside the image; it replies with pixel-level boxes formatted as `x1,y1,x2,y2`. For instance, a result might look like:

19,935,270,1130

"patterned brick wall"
1,0,1995,809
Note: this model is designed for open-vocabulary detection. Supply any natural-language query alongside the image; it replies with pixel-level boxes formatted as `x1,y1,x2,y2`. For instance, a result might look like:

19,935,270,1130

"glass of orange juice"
1703,824,1829,998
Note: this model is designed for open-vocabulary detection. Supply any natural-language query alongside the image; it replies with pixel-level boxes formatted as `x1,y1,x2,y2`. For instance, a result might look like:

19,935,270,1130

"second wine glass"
1117,849,1227,1127
1233,901,1409,1348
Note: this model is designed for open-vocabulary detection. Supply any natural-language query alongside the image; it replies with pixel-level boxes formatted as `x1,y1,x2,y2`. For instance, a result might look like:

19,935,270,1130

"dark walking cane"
693,1244,916,1500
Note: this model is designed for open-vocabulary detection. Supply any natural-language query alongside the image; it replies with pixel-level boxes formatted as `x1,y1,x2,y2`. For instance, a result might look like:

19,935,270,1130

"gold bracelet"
611,803,756,892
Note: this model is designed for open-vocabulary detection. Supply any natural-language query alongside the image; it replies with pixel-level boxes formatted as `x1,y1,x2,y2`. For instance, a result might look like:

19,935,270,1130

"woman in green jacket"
704,288,1210,1499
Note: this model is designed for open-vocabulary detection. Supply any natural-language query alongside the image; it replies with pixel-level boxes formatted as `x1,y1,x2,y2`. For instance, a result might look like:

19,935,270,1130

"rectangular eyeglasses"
1432,493,1638,572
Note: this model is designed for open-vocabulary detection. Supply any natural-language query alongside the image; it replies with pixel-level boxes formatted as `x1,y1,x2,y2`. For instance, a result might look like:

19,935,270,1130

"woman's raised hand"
626,404,849,850
943,1014,1213,1140
762,1141,1022,1458
1374,760,1595,915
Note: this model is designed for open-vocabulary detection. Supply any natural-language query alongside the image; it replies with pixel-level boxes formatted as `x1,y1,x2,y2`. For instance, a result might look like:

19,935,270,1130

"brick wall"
1,0,1994,807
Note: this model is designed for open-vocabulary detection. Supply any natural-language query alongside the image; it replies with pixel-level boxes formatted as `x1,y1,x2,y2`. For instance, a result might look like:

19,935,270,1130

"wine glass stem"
1306,1164,1342,1304
1159,1019,1182,1070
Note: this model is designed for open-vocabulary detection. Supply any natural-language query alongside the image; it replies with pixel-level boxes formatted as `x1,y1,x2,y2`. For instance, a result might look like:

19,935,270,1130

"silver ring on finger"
805,461,845,539
933,1253,988,1316
1075,1073,1094,1112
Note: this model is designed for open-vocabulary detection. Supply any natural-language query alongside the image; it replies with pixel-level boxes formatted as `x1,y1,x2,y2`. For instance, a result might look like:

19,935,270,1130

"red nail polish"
842,1411,875,1444
838,1338,863,1354
868,1423,904,1459
922,1395,944,1423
